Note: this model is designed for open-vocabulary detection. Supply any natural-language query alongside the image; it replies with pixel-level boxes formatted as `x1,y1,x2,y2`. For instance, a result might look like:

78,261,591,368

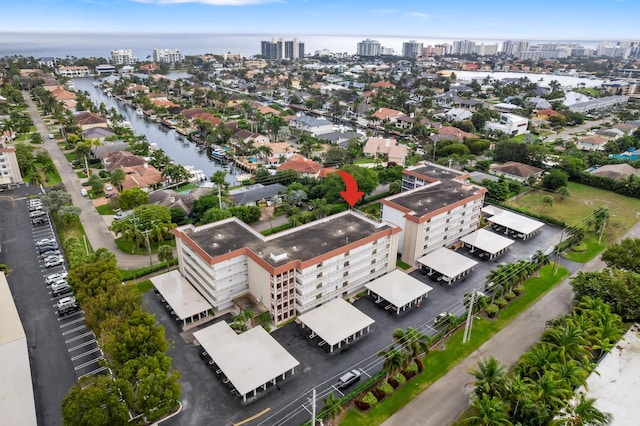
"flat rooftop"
365,269,433,307
583,326,640,426
384,180,483,218
150,270,212,320
297,298,375,347
178,211,397,267
193,322,299,397
417,247,478,279
482,206,544,235
460,229,515,255
405,163,465,182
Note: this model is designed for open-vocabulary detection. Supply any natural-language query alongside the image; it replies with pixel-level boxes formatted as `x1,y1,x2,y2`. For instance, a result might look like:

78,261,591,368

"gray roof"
291,114,331,127
417,247,478,280
317,131,362,143
228,183,286,205
90,141,128,158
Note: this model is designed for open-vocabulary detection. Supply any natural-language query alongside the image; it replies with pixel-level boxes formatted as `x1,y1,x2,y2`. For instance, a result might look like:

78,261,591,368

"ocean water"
0,32,602,59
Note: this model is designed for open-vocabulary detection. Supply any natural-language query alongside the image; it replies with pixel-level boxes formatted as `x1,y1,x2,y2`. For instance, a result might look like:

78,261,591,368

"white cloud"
408,11,430,20
131,0,279,5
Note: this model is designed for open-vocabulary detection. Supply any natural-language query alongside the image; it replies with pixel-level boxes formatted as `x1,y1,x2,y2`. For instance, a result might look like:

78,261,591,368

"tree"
392,327,431,366
118,187,149,210
157,245,174,270
59,205,82,229
469,357,508,399
557,186,570,201
464,394,512,426
322,392,344,426
62,375,130,426
551,393,612,426
110,168,126,189
379,346,405,381
200,208,232,224
542,195,554,207
87,174,104,194
543,169,569,191
41,189,72,213
267,115,287,143
601,238,640,273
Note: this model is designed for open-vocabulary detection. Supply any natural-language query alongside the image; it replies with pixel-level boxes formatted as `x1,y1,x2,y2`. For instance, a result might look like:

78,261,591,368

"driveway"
23,92,155,270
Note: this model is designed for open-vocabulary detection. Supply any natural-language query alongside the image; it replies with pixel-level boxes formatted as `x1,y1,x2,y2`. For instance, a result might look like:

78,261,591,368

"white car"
36,237,57,247
45,271,68,285
57,296,79,316
81,188,88,197
44,256,64,268
114,210,133,220
51,280,71,296
105,184,113,191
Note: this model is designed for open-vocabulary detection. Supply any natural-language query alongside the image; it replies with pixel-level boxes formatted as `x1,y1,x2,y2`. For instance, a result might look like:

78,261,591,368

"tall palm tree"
549,359,588,389
392,327,431,366
515,342,557,379
469,357,507,399
551,394,612,426
379,346,405,381
542,324,590,361
110,168,126,190
531,371,573,412
322,391,344,426
464,394,513,426
503,375,534,421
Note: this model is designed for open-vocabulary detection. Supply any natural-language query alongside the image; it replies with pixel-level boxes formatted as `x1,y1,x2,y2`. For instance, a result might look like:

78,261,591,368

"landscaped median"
335,263,569,426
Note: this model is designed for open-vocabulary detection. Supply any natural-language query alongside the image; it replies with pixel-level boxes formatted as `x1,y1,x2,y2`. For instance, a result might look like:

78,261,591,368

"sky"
2,0,640,41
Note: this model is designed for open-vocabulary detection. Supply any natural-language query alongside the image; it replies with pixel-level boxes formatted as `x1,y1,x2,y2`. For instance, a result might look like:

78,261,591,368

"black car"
39,244,59,254
105,193,117,198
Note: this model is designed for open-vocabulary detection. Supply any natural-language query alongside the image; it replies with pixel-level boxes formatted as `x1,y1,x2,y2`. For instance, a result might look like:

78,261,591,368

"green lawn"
114,237,175,255
136,280,154,293
506,182,640,241
340,264,569,426
354,157,376,164
34,162,62,186
96,204,116,215
174,183,200,192
563,235,606,263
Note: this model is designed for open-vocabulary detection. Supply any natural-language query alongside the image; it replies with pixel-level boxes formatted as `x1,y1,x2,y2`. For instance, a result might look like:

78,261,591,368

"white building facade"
485,113,529,136
153,48,183,64
110,49,136,65
0,144,23,187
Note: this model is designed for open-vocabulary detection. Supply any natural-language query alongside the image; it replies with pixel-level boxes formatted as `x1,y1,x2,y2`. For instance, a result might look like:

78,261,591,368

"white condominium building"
153,48,183,64
110,49,136,65
173,211,400,325
0,143,23,187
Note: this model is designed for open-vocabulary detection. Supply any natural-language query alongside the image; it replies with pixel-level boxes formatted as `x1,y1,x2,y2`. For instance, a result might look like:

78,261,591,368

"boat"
92,81,99,87
135,107,144,116
211,148,228,162
185,166,207,183
149,114,158,121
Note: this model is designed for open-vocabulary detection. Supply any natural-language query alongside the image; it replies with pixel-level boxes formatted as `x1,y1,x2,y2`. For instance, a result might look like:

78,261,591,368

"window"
344,261,350,267
343,271,348,277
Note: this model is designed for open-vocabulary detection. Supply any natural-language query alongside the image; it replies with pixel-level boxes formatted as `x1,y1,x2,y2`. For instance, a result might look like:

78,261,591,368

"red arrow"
338,170,364,207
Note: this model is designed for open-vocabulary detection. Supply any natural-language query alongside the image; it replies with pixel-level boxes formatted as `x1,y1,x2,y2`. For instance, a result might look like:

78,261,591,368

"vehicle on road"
81,188,88,197
45,271,68,285
57,296,80,316
44,256,64,268
48,134,54,139
337,369,361,389
51,280,72,296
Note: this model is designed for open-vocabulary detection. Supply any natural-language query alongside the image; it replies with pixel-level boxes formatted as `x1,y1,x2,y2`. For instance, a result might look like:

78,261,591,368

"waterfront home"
75,111,108,131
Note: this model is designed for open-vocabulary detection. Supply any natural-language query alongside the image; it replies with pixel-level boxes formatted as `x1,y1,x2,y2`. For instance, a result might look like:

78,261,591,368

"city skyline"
4,0,640,40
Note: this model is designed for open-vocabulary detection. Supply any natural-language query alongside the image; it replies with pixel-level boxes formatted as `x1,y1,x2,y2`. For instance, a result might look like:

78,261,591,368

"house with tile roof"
101,150,147,171
125,84,149,97
121,163,165,191
363,137,409,165
437,126,478,140
277,154,326,178
576,135,610,152
83,127,115,141
370,107,406,126
490,161,543,182
75,111,108,131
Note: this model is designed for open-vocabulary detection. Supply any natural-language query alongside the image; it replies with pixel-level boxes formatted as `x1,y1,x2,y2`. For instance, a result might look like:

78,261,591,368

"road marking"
233,408,271,426
68,339,97,352
65,332,94,343
57,311,84,321
71,348,102,361
60,317,85,328
74,357,104,371
78,366,109,379
62,325,86,335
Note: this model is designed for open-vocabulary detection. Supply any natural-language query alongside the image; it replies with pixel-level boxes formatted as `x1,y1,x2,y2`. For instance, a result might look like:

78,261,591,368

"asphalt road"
381,220,640,426
23,92,150,270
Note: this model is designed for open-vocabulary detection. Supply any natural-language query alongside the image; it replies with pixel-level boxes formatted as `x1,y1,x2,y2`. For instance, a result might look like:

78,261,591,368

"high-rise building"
502,40,529,56
452,40,476,55
357,39,382,56
423,45,447,56
261,38,305,60
402,40,424,58
475,43,499,56
110,49,136,65
153,48,183,64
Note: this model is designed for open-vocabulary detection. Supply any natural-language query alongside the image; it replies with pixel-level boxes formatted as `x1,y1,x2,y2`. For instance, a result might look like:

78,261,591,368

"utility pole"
598,206,609,244
553,231,565,275
141,228,153,267
310,388,316,426
462,290,476,344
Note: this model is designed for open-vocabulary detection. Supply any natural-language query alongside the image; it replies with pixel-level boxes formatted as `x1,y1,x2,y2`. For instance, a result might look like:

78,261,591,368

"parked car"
30,210,46,218
32,216,49,226
40,249,61,258
36,237,57,247
29,203,43,211
51,280,72,296
114,210,133,220
105,192,117,198
81,188,88,197
44,256,64,268
105,184,113,191
338,369,362,389
45,271,68,286
38,244,59,254
57,296,80,316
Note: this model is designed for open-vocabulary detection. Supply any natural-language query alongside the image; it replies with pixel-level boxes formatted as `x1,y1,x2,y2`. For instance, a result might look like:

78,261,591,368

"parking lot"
0,186,107,426
152,219,579,426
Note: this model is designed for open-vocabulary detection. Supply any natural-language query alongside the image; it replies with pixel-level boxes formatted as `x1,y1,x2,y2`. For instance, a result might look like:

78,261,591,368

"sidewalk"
381,221,640,426
23,92,152,270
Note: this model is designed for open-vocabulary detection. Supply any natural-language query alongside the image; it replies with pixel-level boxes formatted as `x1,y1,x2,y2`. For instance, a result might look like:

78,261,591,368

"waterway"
72,77,240,185
451,70,605,88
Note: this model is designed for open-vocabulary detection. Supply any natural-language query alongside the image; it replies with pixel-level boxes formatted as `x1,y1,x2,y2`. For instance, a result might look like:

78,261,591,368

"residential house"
612,123,638,136
437,126,478,141
57,66,90,77
101,150,147,171
370,107,407,127
75,111,108,131
82,127,115,141
490,161,543,182
445,108,473,122
277,154,325,178
228,183,286,206
485,113,529,136
576,135,609,152
596,128,626,139
90,141,129,159
493,103,522,113
120,164,165,192
232,130,270,145
289,114,333,136
148,189,194,215
125,84,149,97
591,164,640,180
363,137,409,165
532,109,563,121
395,116,415,130
317,132,364,146
525,97,552,110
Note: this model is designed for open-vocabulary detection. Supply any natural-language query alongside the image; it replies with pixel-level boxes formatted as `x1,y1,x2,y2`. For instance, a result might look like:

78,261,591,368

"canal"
72,77,240,185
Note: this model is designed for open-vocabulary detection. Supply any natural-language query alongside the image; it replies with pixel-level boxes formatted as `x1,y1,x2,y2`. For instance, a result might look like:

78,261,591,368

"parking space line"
74,357,104,371
65,332,94,343
60,317,85,328
71,348,102,361
68,339,97,352
78,366,109,379
57,311,84,321
62,325,87,335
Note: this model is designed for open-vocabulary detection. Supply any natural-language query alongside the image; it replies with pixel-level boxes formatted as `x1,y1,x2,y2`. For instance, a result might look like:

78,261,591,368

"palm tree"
549,359,588,389
551,394,612,426
464,394,512,426
542,324,590,361
157,245,174,270
392,327,431,366
267,115,286,143
322,391,344,426
379,346,405,381
504,375,534,421
110,168,126,190
532,371,573,412
515,342,557,379
469,356,507,399
299,135,320,158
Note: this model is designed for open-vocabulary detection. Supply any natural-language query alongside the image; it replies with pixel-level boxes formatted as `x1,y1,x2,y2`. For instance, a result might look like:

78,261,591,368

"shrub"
486,304,499,318
496,298,508,309
394,373,406,385
572,242,588,252
372,388,386,401
402,370,416,380
415,358,424,372
504,291,517,301
388,377,399,389
405,361,419,374
354,399,370,410
0,263,7,275
378,382,394,396
513,284,525,295
361,391,378,406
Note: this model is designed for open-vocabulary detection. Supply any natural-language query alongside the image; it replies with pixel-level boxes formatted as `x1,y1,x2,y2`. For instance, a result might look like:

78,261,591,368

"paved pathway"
381,221,640,426
23,92,151,269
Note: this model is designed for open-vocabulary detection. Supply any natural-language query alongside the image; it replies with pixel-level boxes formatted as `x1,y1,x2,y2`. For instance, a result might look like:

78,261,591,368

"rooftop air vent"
270,250,288,262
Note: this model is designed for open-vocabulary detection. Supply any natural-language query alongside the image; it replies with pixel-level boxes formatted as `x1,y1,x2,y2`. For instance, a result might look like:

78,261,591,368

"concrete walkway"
381,221,640,426
23,92,152,269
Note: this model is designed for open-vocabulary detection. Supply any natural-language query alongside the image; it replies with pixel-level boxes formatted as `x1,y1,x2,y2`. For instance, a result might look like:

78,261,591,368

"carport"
297,298,375,353
460,229,515,260
482,206,544,239
365,269,433,314
150,270,212,327
417,247,478,284
193,321,300,402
